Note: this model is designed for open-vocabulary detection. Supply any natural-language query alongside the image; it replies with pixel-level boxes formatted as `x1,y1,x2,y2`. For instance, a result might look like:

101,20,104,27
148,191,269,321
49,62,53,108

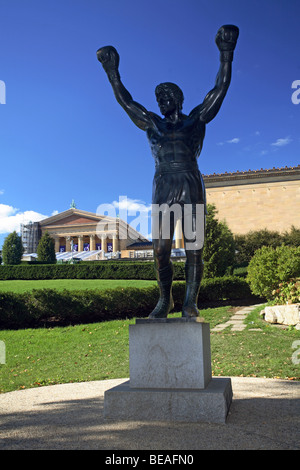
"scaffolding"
20,222,41,254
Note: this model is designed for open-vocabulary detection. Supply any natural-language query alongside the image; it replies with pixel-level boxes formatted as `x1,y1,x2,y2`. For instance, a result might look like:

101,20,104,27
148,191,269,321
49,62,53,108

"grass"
0,279,156,293
212,305,300,379
0,304,299,393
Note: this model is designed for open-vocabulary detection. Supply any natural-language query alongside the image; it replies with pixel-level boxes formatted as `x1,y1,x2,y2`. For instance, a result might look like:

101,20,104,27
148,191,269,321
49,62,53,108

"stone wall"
203,166,300,235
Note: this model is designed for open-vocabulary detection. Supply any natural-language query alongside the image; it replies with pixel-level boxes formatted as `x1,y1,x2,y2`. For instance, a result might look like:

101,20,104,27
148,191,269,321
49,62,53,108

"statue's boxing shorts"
152,161,206,209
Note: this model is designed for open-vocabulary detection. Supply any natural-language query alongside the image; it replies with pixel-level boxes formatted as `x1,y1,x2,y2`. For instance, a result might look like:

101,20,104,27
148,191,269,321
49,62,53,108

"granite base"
104,377,232,424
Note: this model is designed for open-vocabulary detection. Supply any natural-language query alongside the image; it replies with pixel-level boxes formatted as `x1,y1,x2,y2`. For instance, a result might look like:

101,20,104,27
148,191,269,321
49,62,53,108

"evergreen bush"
2,231,24,265
234,226,300,265
37,231,56,264
247,245,300,300
203,204,235,277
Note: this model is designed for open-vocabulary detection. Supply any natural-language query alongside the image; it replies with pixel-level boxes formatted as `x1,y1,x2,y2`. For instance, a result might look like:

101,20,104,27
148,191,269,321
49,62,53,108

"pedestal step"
104,377,233,424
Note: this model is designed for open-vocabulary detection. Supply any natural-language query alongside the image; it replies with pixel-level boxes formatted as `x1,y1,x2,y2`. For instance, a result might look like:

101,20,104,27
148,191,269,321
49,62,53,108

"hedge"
0,276,254,329
247,245,300,300
0,262,184,281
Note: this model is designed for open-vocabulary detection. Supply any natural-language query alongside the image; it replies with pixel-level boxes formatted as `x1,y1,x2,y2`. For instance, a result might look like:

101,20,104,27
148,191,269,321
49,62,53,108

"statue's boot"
148,263,174,319
182,262,204,318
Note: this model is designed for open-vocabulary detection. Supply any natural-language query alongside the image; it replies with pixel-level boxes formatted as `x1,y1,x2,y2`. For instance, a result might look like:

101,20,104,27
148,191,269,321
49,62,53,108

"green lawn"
0,305,299,393
0,279,156,293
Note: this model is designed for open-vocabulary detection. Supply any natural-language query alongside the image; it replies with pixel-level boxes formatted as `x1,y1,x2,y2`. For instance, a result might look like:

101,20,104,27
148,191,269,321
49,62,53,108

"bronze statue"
97,25,239,319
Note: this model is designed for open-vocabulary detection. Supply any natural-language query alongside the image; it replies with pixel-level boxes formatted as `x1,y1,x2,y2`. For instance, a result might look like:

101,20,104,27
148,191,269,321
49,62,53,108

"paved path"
1,303,299,451
211,304,264,332
0,377,299,450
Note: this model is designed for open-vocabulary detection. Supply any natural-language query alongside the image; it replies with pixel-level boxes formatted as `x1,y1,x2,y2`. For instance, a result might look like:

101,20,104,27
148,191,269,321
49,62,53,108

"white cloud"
271,137,292,147
112,197,151,214
97,197,152,239
0,189,4,195
217,137,240,145
0,204,49,234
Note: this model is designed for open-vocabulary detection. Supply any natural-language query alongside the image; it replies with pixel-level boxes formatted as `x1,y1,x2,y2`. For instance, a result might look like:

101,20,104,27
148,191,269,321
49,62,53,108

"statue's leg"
182,250,204,318
182,206,205,318
149,212,174,319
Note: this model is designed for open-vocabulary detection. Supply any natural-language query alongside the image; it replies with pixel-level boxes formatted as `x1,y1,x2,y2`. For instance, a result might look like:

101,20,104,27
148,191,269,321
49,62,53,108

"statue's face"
156,92,176,116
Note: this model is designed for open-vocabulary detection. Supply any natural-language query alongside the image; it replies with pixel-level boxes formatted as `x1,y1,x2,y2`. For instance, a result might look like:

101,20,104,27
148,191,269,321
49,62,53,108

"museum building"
203,165,300,234
21,208,150,260
21,165,300,260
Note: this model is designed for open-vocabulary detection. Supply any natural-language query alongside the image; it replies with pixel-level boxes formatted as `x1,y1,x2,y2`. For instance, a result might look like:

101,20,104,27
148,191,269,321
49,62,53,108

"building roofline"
39,208,114,226
203,165,300,187
38,208,150,243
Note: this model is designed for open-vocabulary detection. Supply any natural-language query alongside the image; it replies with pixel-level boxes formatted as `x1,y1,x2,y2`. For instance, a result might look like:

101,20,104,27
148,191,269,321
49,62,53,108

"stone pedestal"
104,318,232,423
129,319,212,389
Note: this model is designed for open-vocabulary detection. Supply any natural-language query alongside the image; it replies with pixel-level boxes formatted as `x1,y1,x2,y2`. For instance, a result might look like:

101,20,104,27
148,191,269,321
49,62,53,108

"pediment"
40,209,110,228
39,208,150,242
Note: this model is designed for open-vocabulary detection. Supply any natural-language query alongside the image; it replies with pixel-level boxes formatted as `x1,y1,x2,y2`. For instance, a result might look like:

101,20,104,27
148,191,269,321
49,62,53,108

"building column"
78,235,83,252
90,234,96,251
101,235,107,253
175,218,184,249
65,237,71,252
54,237,60,253
112,234,118,252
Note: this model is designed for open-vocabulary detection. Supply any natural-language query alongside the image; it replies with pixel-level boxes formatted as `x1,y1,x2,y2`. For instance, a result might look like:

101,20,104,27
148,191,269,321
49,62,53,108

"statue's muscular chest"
147,116,205,162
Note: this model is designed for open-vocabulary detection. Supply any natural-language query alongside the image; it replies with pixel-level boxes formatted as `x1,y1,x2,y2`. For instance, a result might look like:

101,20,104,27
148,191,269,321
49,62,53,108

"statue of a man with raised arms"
97,25,239,319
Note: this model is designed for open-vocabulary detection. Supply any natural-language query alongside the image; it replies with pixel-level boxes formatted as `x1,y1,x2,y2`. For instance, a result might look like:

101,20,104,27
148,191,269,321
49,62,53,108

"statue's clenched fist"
215,25,239,52
97,46,120,74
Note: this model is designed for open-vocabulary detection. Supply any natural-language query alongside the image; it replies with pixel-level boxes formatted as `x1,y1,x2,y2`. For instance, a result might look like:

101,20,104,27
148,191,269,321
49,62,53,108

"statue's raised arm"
190,25,239,124
97,46,156,131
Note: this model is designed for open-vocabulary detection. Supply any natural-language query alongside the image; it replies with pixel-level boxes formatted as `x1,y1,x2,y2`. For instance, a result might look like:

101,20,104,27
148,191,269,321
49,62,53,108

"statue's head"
155,82,184,115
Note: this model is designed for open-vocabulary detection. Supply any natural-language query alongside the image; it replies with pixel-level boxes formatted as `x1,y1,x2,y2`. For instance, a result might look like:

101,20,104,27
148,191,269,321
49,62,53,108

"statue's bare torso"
146,113,206,165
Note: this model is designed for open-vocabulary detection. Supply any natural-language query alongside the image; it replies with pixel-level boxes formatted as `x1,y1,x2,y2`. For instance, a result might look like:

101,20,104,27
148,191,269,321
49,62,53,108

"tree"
234,229,283,265
37,231,56,264
282,225,300,247
2,231,24,265
203,204,235,278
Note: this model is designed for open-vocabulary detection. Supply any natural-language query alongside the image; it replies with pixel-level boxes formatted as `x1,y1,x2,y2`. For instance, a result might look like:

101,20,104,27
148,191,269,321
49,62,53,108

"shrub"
2,231,24,265
271,278,300,305
282,226,300,247
234,229,283,265
0,276,253,329
0,261,186,281
203,204,235,277
247,245,300,300
234,226,300,265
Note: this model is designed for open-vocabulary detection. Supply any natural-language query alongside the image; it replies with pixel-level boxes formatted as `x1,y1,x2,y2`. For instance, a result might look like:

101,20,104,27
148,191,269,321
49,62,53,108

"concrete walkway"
0,376,299,450
1,303,299,451
211,303,264,332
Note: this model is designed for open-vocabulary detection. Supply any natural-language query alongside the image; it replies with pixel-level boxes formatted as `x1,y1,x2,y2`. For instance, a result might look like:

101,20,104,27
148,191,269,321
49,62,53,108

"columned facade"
38,208,148,256
21,166,299,258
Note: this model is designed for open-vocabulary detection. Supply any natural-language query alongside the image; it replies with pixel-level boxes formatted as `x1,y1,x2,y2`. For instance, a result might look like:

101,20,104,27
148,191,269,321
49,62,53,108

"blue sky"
0,0,299,247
